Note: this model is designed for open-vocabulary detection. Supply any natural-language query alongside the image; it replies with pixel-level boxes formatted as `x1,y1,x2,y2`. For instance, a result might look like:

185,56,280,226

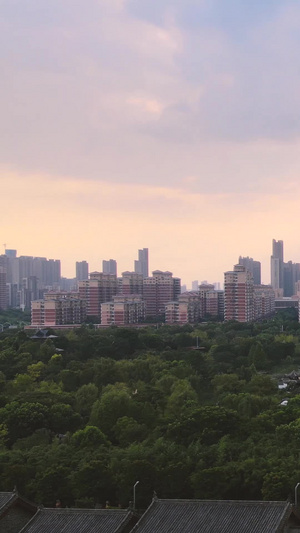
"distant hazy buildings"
271,239,284,291
270,239,300,296
238,256,261,285
5,249,17,259
102,259,117,276
181,284,187,293
0,252,61,311
134,248,149,278
76,261,89,281
0,266,7,310
191,280,199,291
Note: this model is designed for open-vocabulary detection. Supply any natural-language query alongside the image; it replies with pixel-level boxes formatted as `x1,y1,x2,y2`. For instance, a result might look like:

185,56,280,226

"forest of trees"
0,310,300,509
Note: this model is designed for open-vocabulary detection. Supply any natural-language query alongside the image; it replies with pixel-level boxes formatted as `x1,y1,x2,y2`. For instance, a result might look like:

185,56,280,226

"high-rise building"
103,259,117,276
271,239,284,291
238,256,261,285
191,280,199,291
143,270,180,318
76,261,89,281
78,273,118,319
5,249,17,258
118,271,143,295
224,265,254,322
134,248,149,278
0,266,7,310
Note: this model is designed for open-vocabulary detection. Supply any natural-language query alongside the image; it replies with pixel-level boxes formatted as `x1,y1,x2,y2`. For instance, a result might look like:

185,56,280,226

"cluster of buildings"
1,241,300,327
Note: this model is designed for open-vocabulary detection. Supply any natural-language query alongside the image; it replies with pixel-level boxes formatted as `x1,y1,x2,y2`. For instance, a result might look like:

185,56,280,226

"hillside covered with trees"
0,311,300,509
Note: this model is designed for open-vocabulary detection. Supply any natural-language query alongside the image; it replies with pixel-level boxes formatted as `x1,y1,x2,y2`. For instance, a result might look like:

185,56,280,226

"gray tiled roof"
19,508,134,533
130,498,296,533
0,492,16,511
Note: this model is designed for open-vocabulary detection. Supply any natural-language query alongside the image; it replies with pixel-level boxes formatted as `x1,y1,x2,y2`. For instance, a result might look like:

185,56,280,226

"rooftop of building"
130,498,299,533
19,507,135,533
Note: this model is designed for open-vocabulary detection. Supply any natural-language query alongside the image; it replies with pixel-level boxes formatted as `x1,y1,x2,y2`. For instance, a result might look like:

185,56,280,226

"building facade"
224,265,254,322
0,266,7,310
101,295,145,325
165,286,224,324
76,261,89,281
238,256,261,285
118,271,144,296
143,270,181,318
134,248,149,278
31,292,86,326
102,259,117,276
78,272,118,319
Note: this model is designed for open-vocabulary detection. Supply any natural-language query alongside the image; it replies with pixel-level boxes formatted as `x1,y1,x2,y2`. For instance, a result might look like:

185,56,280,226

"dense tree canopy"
0,312,300,508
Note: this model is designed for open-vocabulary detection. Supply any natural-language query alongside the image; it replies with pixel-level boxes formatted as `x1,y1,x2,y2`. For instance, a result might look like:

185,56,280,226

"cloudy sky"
1,0,300,285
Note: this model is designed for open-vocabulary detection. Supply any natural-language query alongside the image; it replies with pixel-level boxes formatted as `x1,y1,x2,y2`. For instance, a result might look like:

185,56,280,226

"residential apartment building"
143,270,181,318
101,295,145,326
165,286,224,324
118,271,144,296
78,272,118,319
31,292,86,326
224,265,254,322
254,285,275,319
224,265,275,322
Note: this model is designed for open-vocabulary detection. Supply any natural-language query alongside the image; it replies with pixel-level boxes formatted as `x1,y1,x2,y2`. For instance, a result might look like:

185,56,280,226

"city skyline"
2,1,300,285
2,238,300,288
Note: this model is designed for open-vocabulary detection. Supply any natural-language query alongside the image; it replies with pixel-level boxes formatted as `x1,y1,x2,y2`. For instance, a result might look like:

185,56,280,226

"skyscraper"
76,261,89,281
134,248,149,278
238,256,261,285
102,259,117,276
5,249,17,258
0,266,7,310
271,239,284,291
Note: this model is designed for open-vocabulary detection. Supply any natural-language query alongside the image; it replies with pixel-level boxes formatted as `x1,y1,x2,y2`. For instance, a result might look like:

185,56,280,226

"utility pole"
133,481,139,510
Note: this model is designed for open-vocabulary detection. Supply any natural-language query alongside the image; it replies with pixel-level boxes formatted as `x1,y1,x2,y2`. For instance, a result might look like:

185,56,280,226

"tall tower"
102,259,117,276
0,266,7,310
76,261,89,281
134,248,149,278
271,239,284,290
238,256,261,285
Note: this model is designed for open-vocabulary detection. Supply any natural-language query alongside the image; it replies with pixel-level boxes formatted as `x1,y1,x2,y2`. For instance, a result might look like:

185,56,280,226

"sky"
1,0,300,286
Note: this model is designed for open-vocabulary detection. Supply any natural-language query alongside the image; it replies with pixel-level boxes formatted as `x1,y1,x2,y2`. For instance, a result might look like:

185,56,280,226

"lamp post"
295,483,300,507
133,481,139,510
